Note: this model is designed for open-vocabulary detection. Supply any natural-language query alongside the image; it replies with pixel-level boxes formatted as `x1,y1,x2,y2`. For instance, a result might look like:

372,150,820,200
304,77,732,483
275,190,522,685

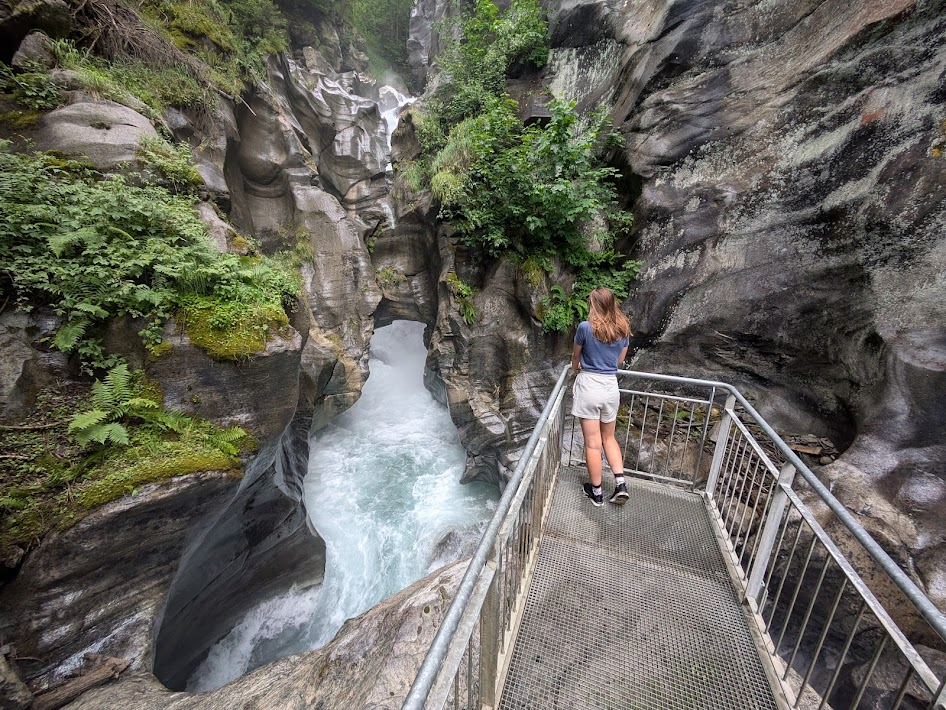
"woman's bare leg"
600,420,624,476
580,417,603,486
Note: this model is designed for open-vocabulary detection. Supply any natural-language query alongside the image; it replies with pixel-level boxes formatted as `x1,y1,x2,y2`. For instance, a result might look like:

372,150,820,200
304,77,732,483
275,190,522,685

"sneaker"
583,482,603,507
609,482,629,505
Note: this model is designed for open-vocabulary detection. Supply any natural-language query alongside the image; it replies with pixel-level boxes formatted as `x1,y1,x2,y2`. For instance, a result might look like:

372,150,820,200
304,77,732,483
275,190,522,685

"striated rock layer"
63,559,467,710
596,0,946,610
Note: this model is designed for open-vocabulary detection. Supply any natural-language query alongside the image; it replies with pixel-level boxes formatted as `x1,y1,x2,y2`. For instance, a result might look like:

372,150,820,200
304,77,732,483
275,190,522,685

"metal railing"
403,368,946,710
402,365,570,710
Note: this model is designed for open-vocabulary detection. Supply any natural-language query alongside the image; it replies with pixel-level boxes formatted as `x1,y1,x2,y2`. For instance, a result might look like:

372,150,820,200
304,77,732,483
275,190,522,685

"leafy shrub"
434,0,548,126
136,136,204,195
446,272,477,326
0,64,61,110
0,144,299,372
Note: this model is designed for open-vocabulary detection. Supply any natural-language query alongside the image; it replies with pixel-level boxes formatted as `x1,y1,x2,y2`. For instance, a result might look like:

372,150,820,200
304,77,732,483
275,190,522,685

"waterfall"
186,320,497,692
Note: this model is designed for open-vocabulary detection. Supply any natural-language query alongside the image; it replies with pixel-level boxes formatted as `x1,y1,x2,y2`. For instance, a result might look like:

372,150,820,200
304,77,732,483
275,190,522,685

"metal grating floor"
498,467,780,710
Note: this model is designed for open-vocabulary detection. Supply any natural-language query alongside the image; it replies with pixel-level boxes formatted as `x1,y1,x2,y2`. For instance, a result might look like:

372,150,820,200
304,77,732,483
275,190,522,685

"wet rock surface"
526,0,946,606
63,559,466,710
0,471,240,690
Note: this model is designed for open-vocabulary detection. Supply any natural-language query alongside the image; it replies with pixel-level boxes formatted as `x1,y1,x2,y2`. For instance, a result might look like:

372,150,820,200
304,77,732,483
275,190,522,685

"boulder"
0,653,31,709
152,427,325,691
0,0,70,62
10,30,53,69
146,317,303,442
0,310,68,423
34,100,158,172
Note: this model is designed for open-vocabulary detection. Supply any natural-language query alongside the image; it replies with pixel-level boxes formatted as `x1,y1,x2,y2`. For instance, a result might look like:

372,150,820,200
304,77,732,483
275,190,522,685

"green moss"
68,448,239,509
147,341,174,358
376,266,402,290
179,295,290,360
0,381,251,564
0,109,43,129
520,256,548,288
231,235,254,254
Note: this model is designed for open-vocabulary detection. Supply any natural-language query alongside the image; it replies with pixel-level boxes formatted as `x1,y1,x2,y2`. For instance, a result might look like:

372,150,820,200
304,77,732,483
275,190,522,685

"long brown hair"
589,287,631,344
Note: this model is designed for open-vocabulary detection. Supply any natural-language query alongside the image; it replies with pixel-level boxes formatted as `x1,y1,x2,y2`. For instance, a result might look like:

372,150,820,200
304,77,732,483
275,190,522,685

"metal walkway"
498,467,779,710
403,368,946,710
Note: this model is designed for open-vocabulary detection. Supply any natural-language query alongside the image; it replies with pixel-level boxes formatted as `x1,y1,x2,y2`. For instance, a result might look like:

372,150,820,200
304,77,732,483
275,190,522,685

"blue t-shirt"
574,321,629,374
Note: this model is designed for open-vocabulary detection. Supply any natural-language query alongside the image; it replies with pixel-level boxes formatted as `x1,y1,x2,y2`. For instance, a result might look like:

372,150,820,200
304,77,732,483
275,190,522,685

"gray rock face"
65,559,466,709
0,653,31,710
0,471,239,690
0,311,68,422
528,0,946,609
10,29,53,68
35,100,158,171
146,317,304,442
153,426,325,691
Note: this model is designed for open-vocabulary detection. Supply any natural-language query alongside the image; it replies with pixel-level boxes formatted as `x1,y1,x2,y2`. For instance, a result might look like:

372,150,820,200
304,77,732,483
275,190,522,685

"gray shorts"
571,371,619,422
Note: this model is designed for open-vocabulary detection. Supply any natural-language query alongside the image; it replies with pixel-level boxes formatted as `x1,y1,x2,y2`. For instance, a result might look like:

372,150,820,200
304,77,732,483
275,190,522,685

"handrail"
401,365,572,710
614,368,946,646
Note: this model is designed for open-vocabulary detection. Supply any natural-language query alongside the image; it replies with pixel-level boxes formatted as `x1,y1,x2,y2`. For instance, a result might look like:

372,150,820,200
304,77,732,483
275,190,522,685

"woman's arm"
571,343,582,371
618,345,628,369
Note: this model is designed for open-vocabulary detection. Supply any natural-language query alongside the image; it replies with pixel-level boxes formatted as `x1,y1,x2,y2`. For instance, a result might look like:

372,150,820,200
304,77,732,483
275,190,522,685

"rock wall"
611,0,946,608
0,470,240,690
63,559,468,710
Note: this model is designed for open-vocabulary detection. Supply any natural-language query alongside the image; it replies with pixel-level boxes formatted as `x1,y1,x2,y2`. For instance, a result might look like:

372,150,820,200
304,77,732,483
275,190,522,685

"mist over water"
188,320,498,692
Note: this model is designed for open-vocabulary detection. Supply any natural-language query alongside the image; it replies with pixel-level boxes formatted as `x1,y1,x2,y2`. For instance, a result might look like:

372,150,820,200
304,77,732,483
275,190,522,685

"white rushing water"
188,320,498,692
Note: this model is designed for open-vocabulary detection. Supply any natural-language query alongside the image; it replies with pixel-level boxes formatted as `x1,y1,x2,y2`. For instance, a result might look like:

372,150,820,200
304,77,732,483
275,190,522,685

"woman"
570,287,631,507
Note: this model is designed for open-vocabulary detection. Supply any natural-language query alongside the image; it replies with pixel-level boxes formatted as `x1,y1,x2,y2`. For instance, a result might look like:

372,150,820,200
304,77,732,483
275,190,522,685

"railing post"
746,462,796,604
705,394,736,498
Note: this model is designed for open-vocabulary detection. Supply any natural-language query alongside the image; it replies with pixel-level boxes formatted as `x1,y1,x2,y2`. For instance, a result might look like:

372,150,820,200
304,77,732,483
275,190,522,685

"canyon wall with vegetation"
0,0,943,706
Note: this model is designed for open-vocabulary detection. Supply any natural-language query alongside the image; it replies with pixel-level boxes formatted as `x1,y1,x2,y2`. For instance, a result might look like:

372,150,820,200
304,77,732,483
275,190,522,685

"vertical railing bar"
663,400,681,479
786,555,832,680
768,519,806,634
723,434,746,531
748,464,796,606
705,392,735,497
623,393,636,464
730,445,757,550
817,600,868,710
777,533,820,660
850,635,888,710
568,413,576,467
466,633,473,709
681,404,697,485
744,467,775,573
716,430,741,516
693,385,717,485
729,434,754,532
761,503,794,616
636,396,649,472
739,456,765,564
795,577,848,709
723,435,749,531
926,675,946,710
891,665,914,710
651,397,666,477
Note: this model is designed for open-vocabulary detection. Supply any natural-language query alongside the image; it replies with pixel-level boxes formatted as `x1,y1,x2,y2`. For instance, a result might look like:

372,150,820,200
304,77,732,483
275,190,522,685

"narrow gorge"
0,0,944,707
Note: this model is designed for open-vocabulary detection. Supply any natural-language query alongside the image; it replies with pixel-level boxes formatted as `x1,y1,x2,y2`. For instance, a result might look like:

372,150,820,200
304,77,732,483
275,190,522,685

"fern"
207,426,248,456
54,319,89,351
69,409,108,434
71,364,179,448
